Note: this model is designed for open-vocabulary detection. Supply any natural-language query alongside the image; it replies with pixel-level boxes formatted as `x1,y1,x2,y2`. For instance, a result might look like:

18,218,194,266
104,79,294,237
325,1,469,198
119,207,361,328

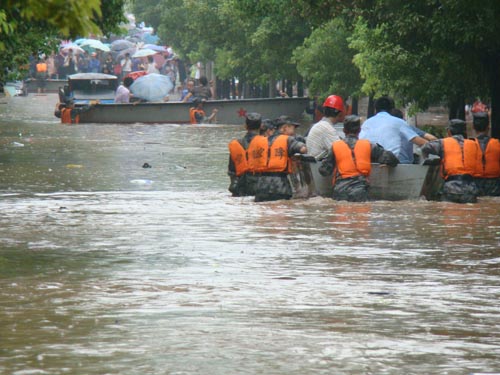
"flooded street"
1,94,500,374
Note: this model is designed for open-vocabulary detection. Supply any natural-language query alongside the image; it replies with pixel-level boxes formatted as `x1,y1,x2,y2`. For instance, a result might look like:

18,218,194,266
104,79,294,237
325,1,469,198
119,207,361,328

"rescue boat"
56,73,310,125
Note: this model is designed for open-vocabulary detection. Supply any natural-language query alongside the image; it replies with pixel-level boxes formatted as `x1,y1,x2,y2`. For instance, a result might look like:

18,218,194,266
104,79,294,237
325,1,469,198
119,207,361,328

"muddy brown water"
0,94,499,375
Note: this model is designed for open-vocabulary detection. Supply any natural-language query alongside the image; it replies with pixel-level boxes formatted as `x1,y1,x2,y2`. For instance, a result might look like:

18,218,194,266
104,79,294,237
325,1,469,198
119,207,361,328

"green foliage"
132,0,310,89
341,0,500,116
0,0,102,39
293,18,362,99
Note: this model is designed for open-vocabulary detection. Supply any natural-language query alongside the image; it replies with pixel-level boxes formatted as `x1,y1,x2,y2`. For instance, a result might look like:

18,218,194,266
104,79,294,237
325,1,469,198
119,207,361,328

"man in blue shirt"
359,96,427,163
391,108,436,164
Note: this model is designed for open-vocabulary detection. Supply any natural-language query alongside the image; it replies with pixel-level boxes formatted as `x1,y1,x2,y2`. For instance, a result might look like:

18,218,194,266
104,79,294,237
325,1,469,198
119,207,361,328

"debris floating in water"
130,179,153,185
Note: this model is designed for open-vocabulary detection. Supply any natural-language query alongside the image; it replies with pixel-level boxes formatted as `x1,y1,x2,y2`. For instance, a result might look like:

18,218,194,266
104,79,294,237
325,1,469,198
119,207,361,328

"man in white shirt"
120,53,132,80
146,56,159,74
306,95,345,158
114,77,134,103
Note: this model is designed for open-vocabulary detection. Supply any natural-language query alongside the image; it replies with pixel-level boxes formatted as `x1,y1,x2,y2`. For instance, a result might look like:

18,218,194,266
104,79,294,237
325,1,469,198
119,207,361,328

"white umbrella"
130,73,173,102
60,44,85,54
80,39,111,52
132,48,157,58
142,44,168,53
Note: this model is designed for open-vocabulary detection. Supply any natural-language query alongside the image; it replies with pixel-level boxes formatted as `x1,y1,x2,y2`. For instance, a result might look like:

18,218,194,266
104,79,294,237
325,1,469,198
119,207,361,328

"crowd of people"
228,95,499,204
31,42,213,101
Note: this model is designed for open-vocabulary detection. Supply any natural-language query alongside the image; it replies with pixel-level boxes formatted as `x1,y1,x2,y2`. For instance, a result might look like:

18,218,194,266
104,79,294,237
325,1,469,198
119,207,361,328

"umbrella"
73,38,88,45
130,73,173,102
132,48,157,58
60,44,85,54
111,39,135,51
142,32,160,44
142,44,168,53
126,71,148,80
126,36,142,43
80,39,110,52
115,47,137,60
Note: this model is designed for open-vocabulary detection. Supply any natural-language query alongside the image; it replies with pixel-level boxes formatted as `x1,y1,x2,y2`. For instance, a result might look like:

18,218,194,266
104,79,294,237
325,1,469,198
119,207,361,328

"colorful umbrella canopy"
130,73,173,102
111,39,135,51
73,38,88,45
142,32,160,44
132,48,157,58
115,47,137,60
80,39,111,52
142,44,168,53
125,71,148,80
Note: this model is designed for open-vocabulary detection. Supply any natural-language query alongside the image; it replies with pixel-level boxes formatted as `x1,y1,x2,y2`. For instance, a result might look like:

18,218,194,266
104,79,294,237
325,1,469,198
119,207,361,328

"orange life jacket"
474,138,500,178
36,62,47,73
228,135,270,176
441,137,478,179
266,134,291,173
228,139,249,177
61,108,79,124
189,108,205,124
247,135,269,173
332,139,371,180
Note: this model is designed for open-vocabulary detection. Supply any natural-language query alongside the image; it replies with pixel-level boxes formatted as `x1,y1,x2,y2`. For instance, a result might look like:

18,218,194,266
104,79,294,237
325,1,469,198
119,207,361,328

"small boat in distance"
56,73,310,125
65,73,118,105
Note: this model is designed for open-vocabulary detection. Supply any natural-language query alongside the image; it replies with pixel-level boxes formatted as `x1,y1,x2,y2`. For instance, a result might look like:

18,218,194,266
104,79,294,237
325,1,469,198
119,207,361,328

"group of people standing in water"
228,94,500,204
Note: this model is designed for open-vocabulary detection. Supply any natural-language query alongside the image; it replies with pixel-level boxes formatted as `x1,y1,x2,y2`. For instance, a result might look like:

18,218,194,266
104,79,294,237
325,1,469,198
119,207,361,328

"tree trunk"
490,59,500,139
286,80,293,97
448,96,465,120
268,78,276,98
351,97,359,115
367,94,375,118
231,78,237,98
297,78,304,97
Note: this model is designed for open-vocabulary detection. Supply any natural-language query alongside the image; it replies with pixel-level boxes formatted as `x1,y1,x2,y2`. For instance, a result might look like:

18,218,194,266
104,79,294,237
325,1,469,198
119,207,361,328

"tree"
132,0,311,97
347,0,500,133
293,18,363,103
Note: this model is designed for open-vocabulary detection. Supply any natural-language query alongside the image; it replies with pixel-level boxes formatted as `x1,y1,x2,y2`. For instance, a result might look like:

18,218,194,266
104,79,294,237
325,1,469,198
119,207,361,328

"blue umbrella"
142,33,160,44
130,73,174,102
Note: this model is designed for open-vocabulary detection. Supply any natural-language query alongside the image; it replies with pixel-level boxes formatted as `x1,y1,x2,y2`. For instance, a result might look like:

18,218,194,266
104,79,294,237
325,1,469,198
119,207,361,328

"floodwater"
0,94,499,375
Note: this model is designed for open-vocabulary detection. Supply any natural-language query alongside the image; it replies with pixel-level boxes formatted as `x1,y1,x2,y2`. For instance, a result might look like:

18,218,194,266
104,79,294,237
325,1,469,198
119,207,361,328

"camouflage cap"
472,111,489,127
447,119,466,135
274,115,300,127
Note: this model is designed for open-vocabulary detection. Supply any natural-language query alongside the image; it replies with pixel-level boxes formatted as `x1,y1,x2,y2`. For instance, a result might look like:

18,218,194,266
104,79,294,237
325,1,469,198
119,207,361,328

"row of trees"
131,0,500,136
1,1,499,135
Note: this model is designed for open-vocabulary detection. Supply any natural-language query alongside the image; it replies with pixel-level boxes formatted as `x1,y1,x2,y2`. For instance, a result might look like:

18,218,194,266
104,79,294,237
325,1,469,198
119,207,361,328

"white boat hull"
292,160,443,201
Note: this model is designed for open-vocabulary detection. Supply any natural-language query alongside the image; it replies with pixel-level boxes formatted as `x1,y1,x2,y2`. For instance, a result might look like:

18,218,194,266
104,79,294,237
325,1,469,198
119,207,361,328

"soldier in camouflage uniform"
228,113,262,196
254,117,307,202
319,115,399,202
422,119,480,203
471,112,500,196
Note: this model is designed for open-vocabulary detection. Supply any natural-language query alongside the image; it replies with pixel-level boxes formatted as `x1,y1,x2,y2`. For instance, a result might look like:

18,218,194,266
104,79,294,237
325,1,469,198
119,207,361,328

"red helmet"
322,95,345,112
